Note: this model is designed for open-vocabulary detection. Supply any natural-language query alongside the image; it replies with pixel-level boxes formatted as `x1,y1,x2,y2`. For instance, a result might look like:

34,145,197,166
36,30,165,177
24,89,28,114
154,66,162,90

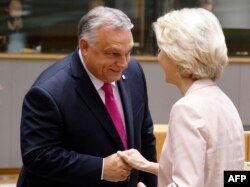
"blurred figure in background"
88,0,104,10
197,0,213,11
6,0,26,53
7,0,23,31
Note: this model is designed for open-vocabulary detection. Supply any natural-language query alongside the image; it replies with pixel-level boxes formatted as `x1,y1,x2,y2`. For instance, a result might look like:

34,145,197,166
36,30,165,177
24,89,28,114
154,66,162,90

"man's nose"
117,55,129,67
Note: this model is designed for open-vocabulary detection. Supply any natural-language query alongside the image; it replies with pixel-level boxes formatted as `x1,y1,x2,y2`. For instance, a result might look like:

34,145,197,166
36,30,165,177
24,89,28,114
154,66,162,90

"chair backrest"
244,161,250,170
245,131,250,161
154,124,168,161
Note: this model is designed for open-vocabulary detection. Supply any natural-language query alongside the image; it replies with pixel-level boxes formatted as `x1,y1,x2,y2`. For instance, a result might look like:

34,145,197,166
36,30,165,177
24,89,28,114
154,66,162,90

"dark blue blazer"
17,49,157,187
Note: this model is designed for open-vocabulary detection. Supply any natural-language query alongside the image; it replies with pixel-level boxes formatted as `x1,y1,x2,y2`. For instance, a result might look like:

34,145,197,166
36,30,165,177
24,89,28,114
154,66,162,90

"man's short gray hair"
78,6,134,45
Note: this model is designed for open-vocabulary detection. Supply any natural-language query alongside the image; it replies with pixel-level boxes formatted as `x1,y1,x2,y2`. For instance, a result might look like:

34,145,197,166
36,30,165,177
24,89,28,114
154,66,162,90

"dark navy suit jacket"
17,49,157,187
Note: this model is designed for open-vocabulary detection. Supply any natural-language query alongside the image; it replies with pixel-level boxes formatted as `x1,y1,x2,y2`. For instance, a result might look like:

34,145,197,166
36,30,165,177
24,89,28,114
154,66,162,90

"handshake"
103,148,158,187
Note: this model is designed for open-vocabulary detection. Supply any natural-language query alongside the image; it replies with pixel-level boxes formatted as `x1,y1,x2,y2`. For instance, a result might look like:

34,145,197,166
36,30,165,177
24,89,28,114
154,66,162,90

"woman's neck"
178,77,195,95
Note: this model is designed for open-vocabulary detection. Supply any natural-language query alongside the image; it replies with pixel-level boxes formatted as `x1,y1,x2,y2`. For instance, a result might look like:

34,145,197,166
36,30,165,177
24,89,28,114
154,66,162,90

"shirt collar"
78,49,116,90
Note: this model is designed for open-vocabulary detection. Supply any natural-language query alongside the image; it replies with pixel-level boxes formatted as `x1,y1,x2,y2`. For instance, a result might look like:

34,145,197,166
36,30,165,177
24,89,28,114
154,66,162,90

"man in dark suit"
17,6,157,187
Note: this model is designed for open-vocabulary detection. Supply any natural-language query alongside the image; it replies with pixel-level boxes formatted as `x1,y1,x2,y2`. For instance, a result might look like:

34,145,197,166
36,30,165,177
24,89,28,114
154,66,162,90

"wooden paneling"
0,54,250,63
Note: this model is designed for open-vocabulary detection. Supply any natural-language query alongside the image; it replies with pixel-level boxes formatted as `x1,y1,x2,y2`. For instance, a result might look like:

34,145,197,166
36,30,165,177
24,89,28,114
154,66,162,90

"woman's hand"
117,149,150,171
137,182,147,187
117,148,159,175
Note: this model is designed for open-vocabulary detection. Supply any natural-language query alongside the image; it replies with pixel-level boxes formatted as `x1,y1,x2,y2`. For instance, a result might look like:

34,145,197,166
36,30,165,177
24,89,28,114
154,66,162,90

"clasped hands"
103,149,149,187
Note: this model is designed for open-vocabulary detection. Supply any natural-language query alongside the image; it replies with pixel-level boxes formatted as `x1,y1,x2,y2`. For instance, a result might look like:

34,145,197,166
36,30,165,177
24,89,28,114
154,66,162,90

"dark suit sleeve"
20,86,103,184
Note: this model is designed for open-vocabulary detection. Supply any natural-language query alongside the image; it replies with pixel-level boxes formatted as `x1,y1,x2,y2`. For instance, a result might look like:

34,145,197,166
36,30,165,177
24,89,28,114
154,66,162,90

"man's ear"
79,38,89,56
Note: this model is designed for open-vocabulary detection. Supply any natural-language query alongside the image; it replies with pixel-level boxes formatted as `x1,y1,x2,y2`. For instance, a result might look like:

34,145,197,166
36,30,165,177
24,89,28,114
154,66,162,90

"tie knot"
102,83,113,95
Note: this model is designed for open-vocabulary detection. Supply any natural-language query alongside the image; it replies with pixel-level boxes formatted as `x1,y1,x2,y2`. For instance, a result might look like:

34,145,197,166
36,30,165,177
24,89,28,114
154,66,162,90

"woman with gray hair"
118,8,244,187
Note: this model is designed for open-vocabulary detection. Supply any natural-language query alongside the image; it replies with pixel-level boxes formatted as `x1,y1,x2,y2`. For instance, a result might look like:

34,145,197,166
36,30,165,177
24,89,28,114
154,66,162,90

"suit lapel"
70,50,126,149
118,76,134,148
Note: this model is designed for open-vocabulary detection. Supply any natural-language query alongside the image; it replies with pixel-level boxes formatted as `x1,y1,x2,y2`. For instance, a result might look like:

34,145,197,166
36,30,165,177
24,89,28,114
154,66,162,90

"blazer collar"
186,78,216,96
70,49,83,79
117,76,134,148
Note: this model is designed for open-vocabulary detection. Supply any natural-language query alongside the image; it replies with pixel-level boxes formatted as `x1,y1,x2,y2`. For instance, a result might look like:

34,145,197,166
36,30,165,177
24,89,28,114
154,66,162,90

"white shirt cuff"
101,158,104,180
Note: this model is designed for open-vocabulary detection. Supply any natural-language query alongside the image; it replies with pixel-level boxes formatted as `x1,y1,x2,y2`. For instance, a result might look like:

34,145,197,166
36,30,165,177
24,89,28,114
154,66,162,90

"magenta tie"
102,83,128,149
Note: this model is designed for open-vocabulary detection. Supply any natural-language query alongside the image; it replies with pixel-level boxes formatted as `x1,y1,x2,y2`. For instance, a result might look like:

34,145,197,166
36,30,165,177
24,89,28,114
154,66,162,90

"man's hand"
103,152,132,182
